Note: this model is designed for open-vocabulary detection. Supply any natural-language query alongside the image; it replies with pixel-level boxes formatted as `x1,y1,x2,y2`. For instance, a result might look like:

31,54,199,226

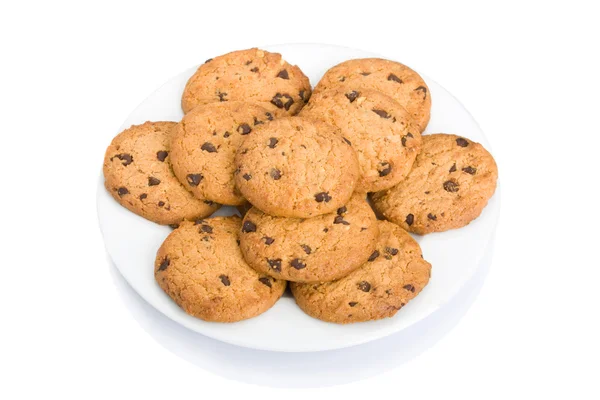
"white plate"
97,43,500,352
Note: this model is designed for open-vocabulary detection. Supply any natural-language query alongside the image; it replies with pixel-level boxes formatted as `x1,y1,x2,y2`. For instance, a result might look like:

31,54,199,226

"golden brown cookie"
239,194,379,283
291,220,432,324
371,134,498,234
182,48,312,116
313,58,431,132
234,117,360,218
103,121,219,225
170,101,274,206
301,88,422,193
154,216,286,322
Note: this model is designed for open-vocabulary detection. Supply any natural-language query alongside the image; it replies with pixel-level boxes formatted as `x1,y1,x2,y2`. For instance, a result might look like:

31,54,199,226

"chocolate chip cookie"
291,220,432,323
234,117,360,218
371,134,498,234
182,48,312,117
103,121,219,225
170,101,274,205
239,193,379,283
155,216,286,322
301,88,422,193
313,58,431,132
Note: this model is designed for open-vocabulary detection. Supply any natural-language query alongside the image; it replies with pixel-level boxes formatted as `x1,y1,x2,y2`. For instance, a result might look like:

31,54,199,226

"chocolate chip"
169,224,179,229
385,247,399,256
424,191,430,195
217,92,227,102
139,193,147,200
263,236,275,245
415,86,428,99
236,239,240,245
449,163,457,173
427,213,437,221
219,275,231,286
158,256,170,271
405,214,414,226
267,258,282,272
250,67,259,72
337,206,347,215
158,201,165,207
201,142,217,152
401,133,414,147
204,200,216,206
223,131,231,138
156,151,168,162
372,109,391,119
323,228,329,232
358,281,371,292
117,187,129,197
378,162,392,177
186,174,203,186
270,168,282,180
349,302,358,307
314,192,332,203
237,123,252,135
443,180,459,192
148,177,160,186
242,173,252,181
334,216,350,225
245,60,252,65
242,220,256,233
368,251,379,262
387,73,403,83
253,117,263,126
299,90,306,101
265,112,274,121
343,137,352,145
205,58,213,63
338,76,346,82
360,72,371,76
277,69,289,79
403,284,415,292
345,91,359,102
111,153,133,166
290,259,306,270
456,138,469,147
462,166,477,175
258,277,272,288
268,137,278,148
385,289,392,295
194,219,204,225
360,227,368,232
271,93,294,111
301,244,312,254
200,224,213,233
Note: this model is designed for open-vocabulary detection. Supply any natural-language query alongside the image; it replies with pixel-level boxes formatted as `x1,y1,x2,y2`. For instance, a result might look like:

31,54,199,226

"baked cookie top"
154,216,286,322
313,58,431,132
170,101,274,206
301,88,422,193
239,193,379,283
103,121,219,225
181,48,311,116
291,220,432,324
371,134,498,234
234,117,360,218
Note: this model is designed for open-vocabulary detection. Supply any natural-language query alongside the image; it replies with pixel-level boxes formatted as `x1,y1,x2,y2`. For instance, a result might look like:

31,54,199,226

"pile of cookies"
103,48,498,324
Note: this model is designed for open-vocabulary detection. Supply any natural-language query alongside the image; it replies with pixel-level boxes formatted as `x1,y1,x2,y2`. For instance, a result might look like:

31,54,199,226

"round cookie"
371,134,498,234
239,193,379,283
182,48,312,117
103,121,219,225
291,220,432,324
234,117,360,218
154,216,286,322
170,101,274,205
313,58,431,132
301,88,422,193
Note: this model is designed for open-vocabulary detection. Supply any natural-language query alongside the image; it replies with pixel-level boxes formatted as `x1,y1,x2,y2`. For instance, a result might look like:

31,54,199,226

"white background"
1,1,599,399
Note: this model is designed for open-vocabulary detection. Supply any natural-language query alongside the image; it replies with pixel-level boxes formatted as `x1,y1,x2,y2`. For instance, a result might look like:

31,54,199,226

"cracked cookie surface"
170,101,274,205
301,88,422,193
240,193,379,283
155,216,286,322
234,117,360,218
313,58,431,132
291,220,432,323
103,121,219,225
181,48,312,117
371,134,498,234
